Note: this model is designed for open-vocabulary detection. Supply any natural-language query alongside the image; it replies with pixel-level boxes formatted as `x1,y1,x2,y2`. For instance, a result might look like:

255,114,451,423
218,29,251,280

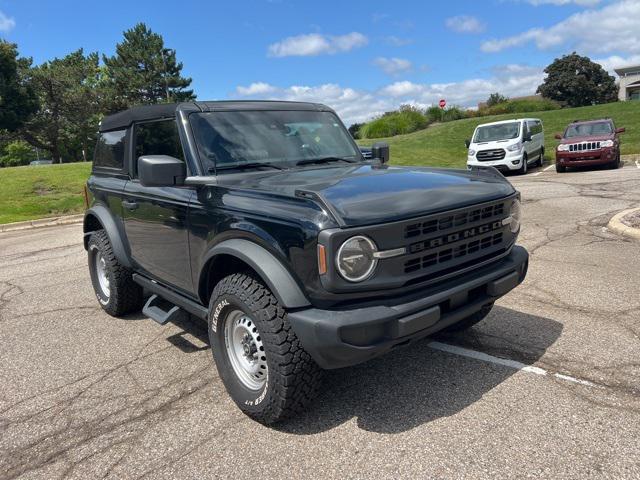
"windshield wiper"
209,162,285,173
295,156,358,166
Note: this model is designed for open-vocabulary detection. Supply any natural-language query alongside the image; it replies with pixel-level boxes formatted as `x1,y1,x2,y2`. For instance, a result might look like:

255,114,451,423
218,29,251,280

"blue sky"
1,0,639,124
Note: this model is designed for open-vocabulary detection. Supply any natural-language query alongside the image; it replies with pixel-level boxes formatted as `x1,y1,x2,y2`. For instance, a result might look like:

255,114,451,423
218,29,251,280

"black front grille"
404,232,503,273
400,199,510,277
476,149,506,162
405,203,504,238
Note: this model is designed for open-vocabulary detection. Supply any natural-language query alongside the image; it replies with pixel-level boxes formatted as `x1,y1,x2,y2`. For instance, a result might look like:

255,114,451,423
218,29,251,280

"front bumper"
288,245,529,369
467,152,524,172
556,147,616,167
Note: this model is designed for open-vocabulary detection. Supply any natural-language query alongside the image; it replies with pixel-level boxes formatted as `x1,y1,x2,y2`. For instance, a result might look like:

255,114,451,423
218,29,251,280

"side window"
94,130,126,169
133,120,184,176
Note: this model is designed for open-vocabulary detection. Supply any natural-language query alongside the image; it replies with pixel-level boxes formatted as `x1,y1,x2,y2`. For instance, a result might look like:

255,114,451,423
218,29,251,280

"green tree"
486,93,508,107
0,42,38,132
103,23,194,112
537,52,618,107
20,49,102,162
0,140,36,167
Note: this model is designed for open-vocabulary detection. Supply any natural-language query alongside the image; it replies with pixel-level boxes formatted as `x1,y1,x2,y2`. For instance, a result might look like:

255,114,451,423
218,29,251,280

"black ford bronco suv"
84,101,528,424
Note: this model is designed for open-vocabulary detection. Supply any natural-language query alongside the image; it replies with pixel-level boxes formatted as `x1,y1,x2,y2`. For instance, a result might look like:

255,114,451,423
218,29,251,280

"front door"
122,119,194,293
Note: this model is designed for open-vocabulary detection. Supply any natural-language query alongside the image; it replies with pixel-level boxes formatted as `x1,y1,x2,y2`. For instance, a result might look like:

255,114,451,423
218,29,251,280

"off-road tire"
518,153,528,175
444,302,494,333
556,163,566,173
208,273,323,424
87,229,144,316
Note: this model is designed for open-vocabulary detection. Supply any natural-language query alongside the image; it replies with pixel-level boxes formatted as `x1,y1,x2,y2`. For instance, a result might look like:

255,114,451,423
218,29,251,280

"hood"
559,134,614,144
220,164,515,227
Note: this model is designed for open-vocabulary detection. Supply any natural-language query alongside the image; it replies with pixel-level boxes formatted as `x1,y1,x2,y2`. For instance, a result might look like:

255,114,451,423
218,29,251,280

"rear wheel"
444,303,494,332
536,147,544,167
208,273,323,424
87,230,144,316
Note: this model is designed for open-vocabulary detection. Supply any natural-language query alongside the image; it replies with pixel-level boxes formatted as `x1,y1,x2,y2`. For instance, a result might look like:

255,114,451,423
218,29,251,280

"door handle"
122,200,139,211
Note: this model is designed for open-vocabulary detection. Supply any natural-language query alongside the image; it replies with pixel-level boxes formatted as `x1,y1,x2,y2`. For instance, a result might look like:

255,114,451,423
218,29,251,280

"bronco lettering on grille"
408,220,503,254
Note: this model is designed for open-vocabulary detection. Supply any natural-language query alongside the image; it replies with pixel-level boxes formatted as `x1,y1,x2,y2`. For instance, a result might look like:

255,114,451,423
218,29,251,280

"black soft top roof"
99,101,333,132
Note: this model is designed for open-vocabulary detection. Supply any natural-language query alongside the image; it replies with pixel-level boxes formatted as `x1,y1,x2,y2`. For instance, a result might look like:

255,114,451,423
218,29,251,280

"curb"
607,208,640,241
0,214,84,233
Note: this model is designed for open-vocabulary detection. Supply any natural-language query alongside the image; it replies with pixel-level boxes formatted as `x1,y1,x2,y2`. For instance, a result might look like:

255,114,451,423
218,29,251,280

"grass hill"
0,162,91,224
357,101,640,168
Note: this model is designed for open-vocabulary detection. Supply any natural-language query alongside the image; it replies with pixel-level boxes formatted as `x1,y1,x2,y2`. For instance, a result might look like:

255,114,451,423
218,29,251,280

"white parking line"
635,160,640,169
428,341,599,388
543,164,555,171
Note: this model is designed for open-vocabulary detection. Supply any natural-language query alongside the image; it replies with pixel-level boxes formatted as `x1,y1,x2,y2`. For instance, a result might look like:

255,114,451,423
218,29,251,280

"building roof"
614,65,640,76
99,100,332,132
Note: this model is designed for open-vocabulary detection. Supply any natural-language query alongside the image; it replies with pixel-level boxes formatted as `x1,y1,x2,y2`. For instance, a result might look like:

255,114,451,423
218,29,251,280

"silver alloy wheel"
95,251,110,298
224,310,268,390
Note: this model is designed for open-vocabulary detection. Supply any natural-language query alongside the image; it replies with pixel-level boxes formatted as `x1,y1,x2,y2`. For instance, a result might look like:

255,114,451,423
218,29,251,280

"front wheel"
517,154,528,175
556,162,566,173
208,273,323,424
609,153,620,169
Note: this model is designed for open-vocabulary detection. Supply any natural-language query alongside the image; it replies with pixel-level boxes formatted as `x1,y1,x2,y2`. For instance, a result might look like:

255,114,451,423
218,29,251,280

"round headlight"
509,199,522,233
336,235,378,282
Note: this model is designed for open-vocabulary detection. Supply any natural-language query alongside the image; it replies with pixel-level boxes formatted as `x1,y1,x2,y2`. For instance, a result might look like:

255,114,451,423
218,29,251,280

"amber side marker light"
317,245,327,275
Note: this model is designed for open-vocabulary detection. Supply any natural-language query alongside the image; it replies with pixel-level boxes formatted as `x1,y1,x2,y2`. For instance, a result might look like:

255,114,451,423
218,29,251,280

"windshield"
190,110,361,172
473,122,520,143
564,122,613,138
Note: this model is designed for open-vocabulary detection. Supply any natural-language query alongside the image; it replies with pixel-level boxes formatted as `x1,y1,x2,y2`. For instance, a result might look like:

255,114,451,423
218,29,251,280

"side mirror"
465,139,470,148
616,127,625,134
554,133,563,140
372,142,390,164
523,133,532,142
138,155,186,187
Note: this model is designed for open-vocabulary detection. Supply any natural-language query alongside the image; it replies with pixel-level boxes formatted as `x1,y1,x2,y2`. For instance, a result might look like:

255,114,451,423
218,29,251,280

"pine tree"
0,41,38,132
103,23,194,112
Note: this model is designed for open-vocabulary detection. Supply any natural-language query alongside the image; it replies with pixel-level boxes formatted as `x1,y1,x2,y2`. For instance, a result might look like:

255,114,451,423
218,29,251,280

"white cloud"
236,82,277,95
482,0,640,54
445,15,486,34
594,54,640,73
267,32,368,57
385,36,413,47
373,57,413,75
524,0,600,5
0,10,16,33
234,65,544,125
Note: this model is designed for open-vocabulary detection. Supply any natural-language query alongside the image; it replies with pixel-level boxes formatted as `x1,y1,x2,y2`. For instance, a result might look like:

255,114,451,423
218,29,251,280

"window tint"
527,121,542,136
134,120,184,162
94,130,126,169
473,122,520,142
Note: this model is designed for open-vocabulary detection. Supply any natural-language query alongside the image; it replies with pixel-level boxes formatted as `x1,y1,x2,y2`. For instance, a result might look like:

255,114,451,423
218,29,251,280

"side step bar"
132,274,209,321
142,294,188,325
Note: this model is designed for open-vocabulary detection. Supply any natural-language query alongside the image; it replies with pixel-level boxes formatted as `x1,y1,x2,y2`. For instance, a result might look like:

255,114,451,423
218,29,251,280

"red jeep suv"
555,119,625,173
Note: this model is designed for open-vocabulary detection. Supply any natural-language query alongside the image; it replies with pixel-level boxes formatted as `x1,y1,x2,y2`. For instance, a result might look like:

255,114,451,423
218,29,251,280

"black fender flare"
83,205,132,268
202,239,310,309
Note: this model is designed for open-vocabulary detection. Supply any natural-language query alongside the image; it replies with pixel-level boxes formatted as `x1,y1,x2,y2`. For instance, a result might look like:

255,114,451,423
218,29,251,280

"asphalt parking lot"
1,163,639,479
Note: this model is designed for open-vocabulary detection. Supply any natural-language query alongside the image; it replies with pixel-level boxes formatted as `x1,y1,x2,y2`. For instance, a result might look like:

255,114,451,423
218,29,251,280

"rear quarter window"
94,130,126,169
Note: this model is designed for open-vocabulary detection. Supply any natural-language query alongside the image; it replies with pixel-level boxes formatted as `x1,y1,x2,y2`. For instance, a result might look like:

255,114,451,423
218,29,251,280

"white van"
466,118,544,174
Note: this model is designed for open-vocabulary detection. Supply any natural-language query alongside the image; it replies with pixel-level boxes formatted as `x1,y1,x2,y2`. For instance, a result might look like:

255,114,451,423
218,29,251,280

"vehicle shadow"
276,305,562,435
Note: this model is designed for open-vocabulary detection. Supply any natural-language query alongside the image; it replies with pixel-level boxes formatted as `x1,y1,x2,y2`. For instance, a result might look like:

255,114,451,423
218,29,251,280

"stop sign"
439,99,446,109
